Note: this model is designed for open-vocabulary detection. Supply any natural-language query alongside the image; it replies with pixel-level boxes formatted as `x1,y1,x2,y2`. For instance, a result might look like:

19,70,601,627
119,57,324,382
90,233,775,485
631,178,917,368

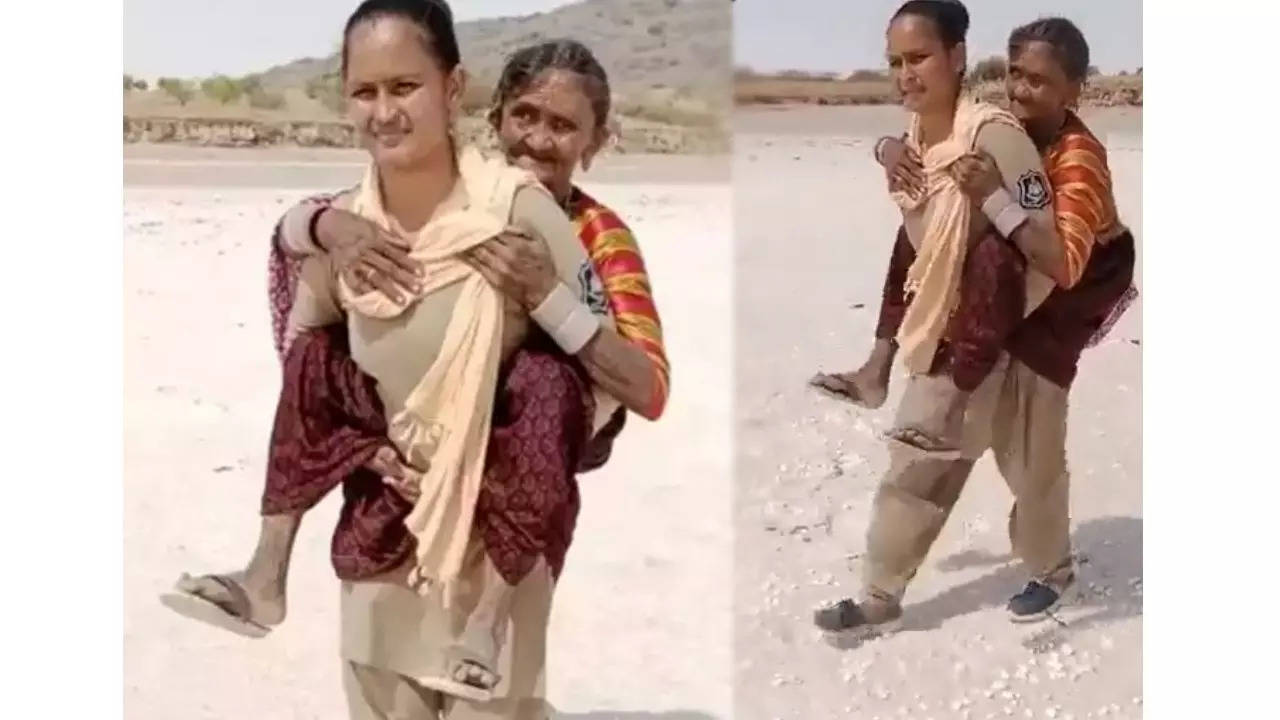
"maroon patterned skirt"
931,231,1029,392
1007,230,1138,387
260,324,604,584
875,226,1136,391
872,228,1027,393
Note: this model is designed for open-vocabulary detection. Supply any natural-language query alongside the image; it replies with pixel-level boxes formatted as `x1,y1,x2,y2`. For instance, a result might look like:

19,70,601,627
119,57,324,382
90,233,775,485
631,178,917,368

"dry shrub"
776,69,823,79
305,72,345,114
240,74,264,95
620,103,720,127
971,56,1007,82
615,89,720,128
846,69,887,82
734,76,894,106
461,77,496,115
248,88,286,110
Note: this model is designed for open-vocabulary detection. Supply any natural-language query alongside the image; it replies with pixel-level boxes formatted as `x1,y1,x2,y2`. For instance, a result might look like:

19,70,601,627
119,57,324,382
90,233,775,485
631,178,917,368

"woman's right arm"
583,216,670,421
276,194,335,258
501,187,668,420
269,199,417,488
967,123,1067,286
276,192,422,302
954,128,1115,290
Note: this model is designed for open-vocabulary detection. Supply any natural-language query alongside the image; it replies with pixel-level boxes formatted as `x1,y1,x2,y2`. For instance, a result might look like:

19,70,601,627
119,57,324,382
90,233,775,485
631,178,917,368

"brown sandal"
808,372,878,407
159,573,272,639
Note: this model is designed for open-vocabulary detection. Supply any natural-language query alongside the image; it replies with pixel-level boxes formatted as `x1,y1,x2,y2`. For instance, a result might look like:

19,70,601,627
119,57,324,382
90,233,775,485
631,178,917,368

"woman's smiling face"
343,15,462,170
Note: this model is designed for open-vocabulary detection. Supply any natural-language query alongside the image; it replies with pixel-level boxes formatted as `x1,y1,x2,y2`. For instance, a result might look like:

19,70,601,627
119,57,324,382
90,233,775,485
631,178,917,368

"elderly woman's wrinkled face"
494,69,604,197
1007,40,1080,124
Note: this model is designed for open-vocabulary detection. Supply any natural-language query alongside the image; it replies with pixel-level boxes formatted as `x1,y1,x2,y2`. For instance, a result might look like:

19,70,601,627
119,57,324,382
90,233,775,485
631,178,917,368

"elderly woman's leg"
809,227,914,408
441,343,593,697
165,326,392,635
442,559,556,720
886,231,1032,454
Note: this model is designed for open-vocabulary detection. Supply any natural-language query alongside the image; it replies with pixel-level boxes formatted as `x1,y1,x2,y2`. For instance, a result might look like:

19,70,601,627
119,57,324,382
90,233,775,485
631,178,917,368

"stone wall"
123,115,729,154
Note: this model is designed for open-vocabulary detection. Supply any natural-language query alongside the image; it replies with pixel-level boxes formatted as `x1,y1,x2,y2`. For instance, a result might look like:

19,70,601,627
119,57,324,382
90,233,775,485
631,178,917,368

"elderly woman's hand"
368,446,422,503
463,229,559,310
949,151,1004,203
315,207,423,302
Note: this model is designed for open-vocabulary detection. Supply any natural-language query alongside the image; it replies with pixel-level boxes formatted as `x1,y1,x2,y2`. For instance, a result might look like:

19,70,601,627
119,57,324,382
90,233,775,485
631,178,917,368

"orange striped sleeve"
575,202,670,420
1047,132,1115,288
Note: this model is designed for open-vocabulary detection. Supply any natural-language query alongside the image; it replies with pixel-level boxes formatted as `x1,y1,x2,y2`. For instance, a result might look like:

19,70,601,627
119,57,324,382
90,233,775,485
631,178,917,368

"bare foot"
174,570,287,627
809,358,891,409
885,374,968,453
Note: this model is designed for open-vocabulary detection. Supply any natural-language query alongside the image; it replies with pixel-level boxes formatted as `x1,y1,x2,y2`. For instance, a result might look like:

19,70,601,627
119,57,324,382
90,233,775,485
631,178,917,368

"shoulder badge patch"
1016,171,1051,210
578,261,609,316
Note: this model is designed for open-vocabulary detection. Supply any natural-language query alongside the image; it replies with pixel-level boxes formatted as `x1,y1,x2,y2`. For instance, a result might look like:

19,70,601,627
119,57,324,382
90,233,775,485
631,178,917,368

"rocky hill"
124,0,731,153
257,0,729,102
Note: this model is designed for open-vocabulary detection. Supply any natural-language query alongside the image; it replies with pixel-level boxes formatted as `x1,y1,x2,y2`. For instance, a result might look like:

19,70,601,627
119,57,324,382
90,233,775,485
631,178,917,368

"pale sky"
125,1,1142,79
124,0,579,79
734,0,1142,74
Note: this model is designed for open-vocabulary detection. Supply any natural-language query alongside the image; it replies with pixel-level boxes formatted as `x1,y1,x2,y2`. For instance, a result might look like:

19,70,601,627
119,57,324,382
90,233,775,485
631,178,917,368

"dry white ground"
732,105,1142,720
123,146,733,719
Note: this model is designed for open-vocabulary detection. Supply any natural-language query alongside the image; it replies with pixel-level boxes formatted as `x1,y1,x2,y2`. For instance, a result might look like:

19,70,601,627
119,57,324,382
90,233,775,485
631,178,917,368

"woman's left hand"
464,229,559,309
950,152,1003,202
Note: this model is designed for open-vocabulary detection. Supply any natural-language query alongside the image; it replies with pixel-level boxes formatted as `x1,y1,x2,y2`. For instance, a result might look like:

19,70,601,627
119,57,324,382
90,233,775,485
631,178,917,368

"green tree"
971,56,1007,82
201,75,244,105
124,74,134,92
158,77,194,105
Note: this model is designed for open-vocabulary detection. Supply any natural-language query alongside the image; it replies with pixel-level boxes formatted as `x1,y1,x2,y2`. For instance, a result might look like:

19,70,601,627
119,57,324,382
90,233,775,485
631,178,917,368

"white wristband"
981,187,1030,239
529,282,601,355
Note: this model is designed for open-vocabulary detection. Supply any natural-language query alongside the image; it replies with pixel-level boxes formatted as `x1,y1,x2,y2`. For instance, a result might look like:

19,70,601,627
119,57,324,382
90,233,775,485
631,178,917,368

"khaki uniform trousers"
862,354,1074,602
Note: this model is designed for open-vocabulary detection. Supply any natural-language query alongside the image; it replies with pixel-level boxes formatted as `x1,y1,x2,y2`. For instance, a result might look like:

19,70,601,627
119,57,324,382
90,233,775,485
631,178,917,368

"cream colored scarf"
341,146,544,593
892,98,1024,373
